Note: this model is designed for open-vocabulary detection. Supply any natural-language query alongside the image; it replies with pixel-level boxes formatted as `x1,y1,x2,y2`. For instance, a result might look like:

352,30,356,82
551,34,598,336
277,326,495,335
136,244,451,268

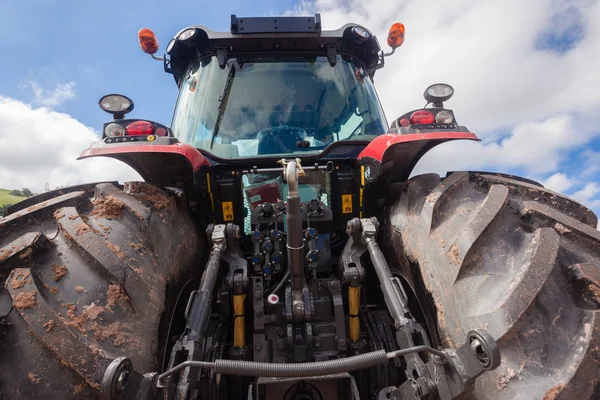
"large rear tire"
0,182,201,399
384,172,600,399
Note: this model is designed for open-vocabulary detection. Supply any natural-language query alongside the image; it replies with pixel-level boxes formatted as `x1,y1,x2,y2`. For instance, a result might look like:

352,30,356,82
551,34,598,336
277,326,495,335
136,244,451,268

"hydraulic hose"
214,350,387,377
157,346,448,384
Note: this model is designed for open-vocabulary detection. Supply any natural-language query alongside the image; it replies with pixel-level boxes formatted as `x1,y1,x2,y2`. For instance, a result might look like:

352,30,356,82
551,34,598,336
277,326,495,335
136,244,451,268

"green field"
0,188,28,210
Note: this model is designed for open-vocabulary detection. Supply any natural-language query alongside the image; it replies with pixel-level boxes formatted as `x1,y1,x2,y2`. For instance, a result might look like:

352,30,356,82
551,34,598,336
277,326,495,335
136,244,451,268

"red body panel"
78,142,208,170
358,132,479,162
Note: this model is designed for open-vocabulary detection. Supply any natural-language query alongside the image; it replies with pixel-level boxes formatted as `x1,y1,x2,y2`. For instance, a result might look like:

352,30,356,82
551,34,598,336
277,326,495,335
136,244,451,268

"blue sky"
0,0,598,223
0,0,295,128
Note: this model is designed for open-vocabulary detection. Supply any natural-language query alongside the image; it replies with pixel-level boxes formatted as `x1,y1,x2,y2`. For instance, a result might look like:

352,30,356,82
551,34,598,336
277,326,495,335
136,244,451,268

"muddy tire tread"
385,172,600,400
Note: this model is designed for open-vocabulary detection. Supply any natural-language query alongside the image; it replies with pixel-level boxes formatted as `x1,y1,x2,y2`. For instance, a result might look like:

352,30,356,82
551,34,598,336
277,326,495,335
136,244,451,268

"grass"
0,188,28,207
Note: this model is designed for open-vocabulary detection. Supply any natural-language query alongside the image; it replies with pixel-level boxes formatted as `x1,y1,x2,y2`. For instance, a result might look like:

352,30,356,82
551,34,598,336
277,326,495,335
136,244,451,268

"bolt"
314,338,321,348
277,340,286,351
254,305,263,315
255,342,263,351
277,328,286,337
254,290,262,299
329,280,339,289
338,338,347,347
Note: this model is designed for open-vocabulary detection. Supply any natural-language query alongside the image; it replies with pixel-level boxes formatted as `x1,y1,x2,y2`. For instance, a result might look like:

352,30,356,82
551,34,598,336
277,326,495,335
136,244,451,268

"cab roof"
164,14,383,85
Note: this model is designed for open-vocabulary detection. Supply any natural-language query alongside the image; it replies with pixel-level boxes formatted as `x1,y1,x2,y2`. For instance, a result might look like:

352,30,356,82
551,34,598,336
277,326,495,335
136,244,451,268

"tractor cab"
80,14,476,234
160,15,397,161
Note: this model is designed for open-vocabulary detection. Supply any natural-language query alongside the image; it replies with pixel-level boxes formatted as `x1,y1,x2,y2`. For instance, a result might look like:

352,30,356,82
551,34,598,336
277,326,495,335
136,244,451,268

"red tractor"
1,14,598,400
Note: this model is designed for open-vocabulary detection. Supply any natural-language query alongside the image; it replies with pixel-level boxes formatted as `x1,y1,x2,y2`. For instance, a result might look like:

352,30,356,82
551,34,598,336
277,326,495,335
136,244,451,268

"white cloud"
543,172,573,193
0,97,141,193
570,182,600,205
289,0,600,218
28,81,76,108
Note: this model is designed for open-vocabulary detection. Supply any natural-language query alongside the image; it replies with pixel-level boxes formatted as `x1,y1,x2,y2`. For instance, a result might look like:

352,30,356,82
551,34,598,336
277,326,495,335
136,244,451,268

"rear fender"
78,138,208,188
357,132,480,185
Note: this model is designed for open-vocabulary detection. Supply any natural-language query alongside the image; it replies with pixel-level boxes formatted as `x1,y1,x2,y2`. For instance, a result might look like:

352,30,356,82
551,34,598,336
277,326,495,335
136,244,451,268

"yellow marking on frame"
349,286,360,342
222,201,234,221
206,173,215,221
233,293,246,347
360,165,365,186
359,188,363,218
342,194,353,214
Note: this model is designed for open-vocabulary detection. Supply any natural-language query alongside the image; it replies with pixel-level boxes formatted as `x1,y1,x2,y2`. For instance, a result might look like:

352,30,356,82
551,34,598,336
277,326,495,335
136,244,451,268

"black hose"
157,346,448,384
267,270,289,295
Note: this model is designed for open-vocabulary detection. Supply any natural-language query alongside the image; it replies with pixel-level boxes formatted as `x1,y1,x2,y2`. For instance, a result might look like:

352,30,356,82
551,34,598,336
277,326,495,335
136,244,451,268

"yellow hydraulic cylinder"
233,293,246,348
349,286,360,342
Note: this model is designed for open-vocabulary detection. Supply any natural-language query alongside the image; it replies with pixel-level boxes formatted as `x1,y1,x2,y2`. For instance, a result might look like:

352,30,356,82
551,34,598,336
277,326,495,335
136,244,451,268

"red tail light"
154,127,167,136
399,118,410,127
126,121,154,135
410,110,435,124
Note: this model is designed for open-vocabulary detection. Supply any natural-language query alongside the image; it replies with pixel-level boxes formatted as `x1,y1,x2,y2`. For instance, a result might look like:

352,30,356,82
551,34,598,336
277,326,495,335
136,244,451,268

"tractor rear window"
171,55,388,159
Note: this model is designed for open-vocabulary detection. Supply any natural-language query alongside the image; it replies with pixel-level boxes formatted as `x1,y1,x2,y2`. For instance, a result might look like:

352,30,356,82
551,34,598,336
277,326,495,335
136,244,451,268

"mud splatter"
554,223,572,235
28,372,40,383
52,263,67,281
75,223,90,236
496,368,517,390
65,303,105,334
127,183,169,210
10,269,30,289
73,381,87,395
449,244,460,264
53,209,65,220
93,321,127,346
43,319,55,332
543,384,565,400
0,249,11,263
69,215,79,220
128,242,146,254
99,224,112,234
89,344,104,356
18,248,33,259
49,286,59,294
128,265,144,275
91,196,124,220
590,283,600,302
63,231,74,241
106,284,129,311
14,291,37,309
75,286,86,293
106,242,126,260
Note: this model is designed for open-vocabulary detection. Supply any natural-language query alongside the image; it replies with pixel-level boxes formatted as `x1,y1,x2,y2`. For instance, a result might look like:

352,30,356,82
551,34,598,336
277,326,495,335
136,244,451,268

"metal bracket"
338,218,367,286
216,47,228,69
101,357,161,400
326,45,337,66
390,330,501,400
223,223,248,294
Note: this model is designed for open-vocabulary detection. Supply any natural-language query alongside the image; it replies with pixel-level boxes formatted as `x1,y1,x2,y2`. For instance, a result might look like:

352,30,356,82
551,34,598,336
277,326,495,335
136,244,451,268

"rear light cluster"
104,121,168,138
404,109,455,125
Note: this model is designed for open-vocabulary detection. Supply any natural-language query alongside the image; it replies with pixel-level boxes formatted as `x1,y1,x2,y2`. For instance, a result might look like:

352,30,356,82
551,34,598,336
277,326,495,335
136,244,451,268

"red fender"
357,132,480,184
78,141,208,186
